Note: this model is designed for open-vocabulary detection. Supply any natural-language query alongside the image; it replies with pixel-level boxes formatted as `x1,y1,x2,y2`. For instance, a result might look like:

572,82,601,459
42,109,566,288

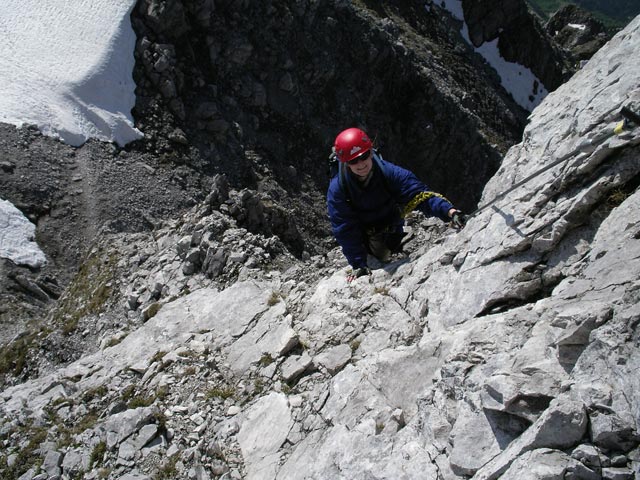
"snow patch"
0,0,142,147
568,23,587,31
0,199,47,269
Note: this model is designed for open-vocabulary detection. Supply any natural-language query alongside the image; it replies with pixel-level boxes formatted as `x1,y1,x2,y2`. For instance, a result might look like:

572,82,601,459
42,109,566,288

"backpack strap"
338,161,353,204
371,151,393,196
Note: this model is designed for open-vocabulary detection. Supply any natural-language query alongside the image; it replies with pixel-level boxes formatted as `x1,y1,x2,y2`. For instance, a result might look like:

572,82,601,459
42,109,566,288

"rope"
401,191,451,218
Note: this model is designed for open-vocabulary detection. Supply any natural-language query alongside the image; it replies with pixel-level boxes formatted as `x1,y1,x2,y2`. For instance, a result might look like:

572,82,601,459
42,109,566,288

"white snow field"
0,0,142,147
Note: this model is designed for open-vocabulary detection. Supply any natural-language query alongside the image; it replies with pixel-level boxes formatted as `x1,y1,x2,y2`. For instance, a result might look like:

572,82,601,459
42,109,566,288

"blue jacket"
327,153,453,268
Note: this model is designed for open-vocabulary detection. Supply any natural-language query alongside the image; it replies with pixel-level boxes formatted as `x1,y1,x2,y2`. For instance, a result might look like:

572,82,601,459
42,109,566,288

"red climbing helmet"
333,128,373,163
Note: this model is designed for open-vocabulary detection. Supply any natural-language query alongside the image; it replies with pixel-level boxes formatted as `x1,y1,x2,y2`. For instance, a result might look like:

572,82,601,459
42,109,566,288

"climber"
327,127,466,282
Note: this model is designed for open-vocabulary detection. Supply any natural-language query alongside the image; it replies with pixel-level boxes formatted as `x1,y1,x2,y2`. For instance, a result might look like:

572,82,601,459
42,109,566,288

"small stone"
190,413,205,425
610,455,629,467
227,406,241,416
211,462,229,475
17,468,37,480
42,450,62,477
601,467,635,480
288,395,303,408
280,352,312,382
118,440,137,461
167,444,180,457
135,424,158,449
1,161,15,172
177,236,191,258
313,345,351,374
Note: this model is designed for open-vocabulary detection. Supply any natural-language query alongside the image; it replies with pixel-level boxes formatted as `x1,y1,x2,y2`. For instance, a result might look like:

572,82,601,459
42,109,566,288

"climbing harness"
467,105,640,219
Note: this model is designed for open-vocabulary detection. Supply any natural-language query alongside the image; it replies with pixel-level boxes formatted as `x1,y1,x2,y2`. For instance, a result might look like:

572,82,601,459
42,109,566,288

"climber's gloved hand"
451,210,467,230
347,267,371,283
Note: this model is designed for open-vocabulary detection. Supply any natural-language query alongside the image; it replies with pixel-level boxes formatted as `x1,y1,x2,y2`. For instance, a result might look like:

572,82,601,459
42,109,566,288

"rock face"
462,0,571,91
545,4,610,62
1,14,639,480
0,0,574,379
1,0,557,350
130,0,533,212
2,5,640,480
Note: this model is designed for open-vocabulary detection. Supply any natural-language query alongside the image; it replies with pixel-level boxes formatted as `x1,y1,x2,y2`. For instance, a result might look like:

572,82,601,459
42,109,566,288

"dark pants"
365,227,405,262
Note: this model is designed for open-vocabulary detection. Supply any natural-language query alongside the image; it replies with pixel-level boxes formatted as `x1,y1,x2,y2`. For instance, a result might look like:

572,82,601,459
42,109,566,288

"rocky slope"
1,0,570,376
3,0,560,352
1,12,639,480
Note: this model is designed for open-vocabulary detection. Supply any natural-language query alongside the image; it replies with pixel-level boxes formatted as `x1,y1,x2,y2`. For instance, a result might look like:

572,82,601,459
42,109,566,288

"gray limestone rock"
500,448,597,480
472,398,588,480
117,472,152,480
61,450,86,477
449,399,504,476
16,469,36,480
571,444,606,470
41,450,62,478
589,409,639,452
237,393,293,480
601,467,635,480
103,407,156,449
313,344,352,374
280,352,312,383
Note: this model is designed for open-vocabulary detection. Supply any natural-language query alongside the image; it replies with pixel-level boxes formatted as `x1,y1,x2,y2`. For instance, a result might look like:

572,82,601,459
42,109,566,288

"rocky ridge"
3,0,561,353
545,4,610,63
462,0,571,91
1,14,639,480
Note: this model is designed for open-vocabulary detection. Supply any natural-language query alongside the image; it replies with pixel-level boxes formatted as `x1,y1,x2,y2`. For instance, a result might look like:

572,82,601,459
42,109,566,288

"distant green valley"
525,0,640,31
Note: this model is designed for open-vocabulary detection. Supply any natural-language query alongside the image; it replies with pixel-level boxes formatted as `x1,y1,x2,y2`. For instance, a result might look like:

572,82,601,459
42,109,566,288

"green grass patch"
606,188,631,207
154,456,178,480
0,330,43,378
254,378,264,395
206,386,235,400
89,441,107,468
374,286,389,296
51,248,119,335
127,394,155,409
1,423,47,479
82,386,108,403
259,353,275,367
267,291,281,306
120,384,136,402
74,410,100,434
143,302,162,321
